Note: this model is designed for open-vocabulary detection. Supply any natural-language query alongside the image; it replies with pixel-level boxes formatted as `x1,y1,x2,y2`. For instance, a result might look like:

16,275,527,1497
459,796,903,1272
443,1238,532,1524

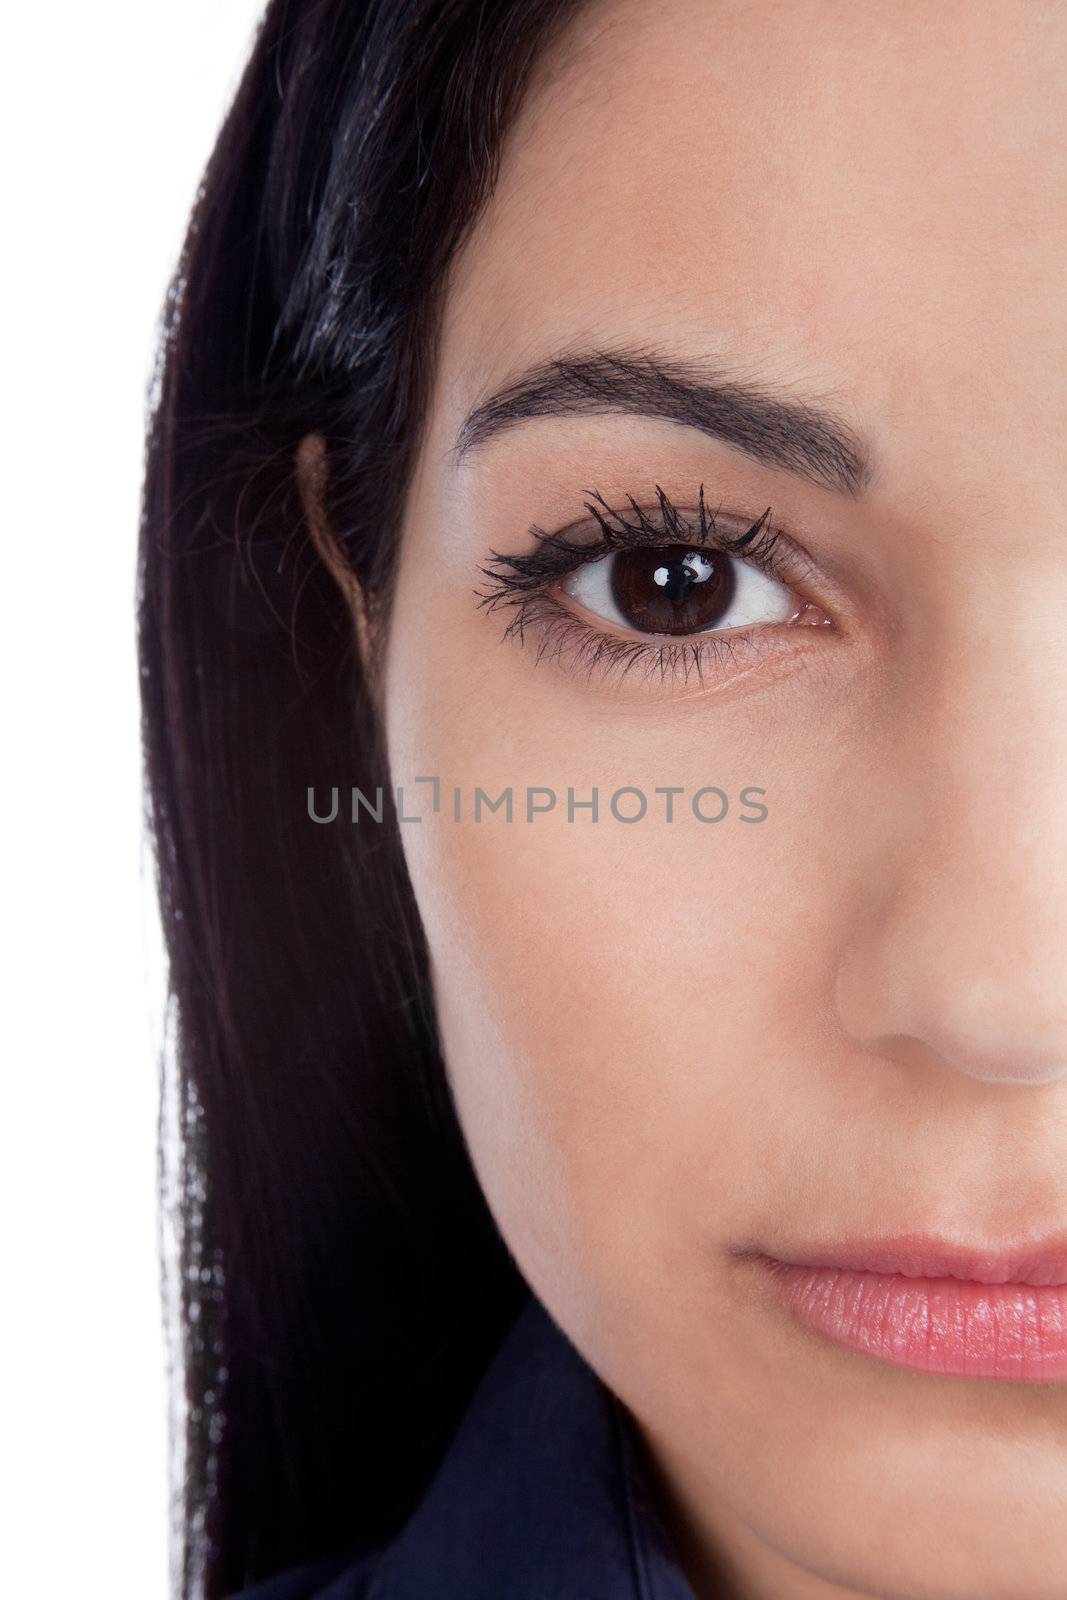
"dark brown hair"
138,2,585,1593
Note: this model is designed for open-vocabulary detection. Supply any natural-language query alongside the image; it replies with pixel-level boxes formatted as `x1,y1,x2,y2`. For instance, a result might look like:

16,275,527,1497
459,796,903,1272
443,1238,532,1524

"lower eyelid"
515,589,830,693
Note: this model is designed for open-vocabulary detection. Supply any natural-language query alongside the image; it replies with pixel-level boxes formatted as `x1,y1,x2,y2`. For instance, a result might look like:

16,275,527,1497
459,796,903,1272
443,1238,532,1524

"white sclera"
562,549,795,634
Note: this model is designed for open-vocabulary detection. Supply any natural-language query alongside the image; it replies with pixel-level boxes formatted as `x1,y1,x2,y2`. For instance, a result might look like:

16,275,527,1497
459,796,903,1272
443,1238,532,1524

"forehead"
437,0,1067,498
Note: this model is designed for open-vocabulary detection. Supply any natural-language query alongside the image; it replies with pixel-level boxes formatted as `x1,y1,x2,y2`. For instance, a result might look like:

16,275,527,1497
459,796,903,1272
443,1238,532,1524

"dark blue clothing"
228,1290,697,1599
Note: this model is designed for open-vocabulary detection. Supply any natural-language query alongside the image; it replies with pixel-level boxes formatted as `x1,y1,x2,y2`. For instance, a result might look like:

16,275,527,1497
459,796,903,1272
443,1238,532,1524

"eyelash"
476,482,823,687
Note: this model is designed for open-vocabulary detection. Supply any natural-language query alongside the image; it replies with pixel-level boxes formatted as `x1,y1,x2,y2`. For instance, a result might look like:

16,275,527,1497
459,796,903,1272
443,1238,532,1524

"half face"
380,1,1067,1595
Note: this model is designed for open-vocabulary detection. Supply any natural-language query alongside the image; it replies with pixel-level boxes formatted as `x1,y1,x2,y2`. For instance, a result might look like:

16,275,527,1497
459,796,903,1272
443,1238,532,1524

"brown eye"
609,545,736,635
562,542,796,638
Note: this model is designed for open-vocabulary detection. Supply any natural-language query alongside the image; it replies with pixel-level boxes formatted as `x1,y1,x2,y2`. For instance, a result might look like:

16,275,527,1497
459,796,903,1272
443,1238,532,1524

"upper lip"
748,1232,1067,1287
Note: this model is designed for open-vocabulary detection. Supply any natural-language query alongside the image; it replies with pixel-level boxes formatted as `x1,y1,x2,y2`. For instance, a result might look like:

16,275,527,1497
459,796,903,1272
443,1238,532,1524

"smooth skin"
307,1,1067,1594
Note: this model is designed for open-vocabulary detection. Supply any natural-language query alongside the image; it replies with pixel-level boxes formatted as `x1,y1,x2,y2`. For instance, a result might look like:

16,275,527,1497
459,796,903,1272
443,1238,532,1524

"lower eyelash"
506,589,764,687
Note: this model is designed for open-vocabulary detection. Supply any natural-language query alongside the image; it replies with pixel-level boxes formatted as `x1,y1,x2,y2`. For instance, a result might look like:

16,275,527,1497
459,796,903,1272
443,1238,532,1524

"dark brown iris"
609,544,736,635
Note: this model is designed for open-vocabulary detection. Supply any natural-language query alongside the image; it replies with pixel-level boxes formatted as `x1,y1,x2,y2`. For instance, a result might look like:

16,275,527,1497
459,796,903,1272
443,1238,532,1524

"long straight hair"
138,3,584,1594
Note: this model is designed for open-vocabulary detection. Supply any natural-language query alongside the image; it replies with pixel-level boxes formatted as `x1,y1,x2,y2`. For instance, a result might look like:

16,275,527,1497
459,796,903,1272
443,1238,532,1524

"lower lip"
760,1259,1067,1381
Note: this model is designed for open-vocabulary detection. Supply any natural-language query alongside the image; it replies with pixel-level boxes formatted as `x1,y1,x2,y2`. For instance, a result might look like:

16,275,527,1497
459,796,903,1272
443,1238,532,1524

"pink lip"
743,1233,1067,1381
761,1232,1067,1287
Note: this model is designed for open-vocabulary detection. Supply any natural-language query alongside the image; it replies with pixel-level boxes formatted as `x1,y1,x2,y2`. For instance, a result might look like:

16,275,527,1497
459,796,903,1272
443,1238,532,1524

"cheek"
406,812,811,1330
382,557,869,1362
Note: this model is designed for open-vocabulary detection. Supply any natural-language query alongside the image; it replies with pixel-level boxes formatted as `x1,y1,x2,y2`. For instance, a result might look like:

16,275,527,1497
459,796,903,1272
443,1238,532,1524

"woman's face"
379,1,1067,1594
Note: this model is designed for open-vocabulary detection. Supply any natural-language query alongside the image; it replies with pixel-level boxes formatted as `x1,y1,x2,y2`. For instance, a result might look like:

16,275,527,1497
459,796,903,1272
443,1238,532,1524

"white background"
3,3,267,1594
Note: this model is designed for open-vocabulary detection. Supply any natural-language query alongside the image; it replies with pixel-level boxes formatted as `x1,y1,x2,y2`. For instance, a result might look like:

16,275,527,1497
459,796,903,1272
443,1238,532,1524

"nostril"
836,930,1067,1087
927,1034,1067,1088
923,1021,1067,1087
899,976,1067,1085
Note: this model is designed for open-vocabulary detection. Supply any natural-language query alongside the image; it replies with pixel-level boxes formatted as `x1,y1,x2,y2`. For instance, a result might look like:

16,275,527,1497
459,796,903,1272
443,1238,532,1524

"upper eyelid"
477,500,805,597
484,484,778,564
564,483,769,553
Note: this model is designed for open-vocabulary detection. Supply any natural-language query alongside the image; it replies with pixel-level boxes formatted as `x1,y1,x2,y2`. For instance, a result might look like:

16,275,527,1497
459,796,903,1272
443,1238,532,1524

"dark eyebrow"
450,349,872,497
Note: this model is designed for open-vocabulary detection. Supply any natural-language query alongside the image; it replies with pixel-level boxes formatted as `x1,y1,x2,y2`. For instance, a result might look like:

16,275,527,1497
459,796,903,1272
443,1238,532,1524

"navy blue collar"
356,1291,696,1600
269,1291,697,1600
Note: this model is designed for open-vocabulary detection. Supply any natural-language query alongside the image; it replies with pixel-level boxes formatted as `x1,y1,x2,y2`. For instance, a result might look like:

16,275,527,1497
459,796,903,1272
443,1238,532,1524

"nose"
834,632,1067,1088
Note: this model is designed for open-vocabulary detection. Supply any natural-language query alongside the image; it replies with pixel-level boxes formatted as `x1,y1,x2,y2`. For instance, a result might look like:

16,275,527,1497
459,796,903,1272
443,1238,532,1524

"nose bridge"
836,614,1067,1086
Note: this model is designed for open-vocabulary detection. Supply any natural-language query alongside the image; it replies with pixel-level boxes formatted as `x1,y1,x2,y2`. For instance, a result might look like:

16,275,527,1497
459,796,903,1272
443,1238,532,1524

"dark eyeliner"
478,484,786,626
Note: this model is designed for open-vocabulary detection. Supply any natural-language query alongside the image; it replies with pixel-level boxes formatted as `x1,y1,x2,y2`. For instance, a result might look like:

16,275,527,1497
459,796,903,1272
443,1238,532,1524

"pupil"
609,544,736,635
